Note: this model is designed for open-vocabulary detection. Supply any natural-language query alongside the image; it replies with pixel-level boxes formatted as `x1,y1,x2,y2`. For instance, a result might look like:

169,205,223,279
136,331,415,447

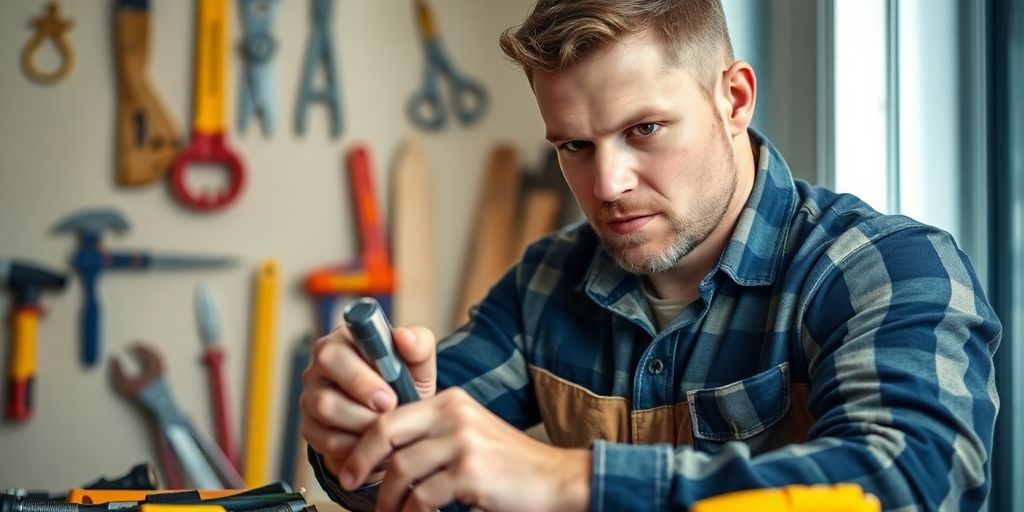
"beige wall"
0,0,544,493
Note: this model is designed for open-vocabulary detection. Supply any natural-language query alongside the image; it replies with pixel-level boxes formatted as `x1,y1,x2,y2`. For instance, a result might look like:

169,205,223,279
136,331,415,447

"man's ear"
719,60,756,136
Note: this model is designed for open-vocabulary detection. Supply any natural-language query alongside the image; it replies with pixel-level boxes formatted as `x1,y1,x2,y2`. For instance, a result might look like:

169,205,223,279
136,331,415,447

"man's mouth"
605,214,656,235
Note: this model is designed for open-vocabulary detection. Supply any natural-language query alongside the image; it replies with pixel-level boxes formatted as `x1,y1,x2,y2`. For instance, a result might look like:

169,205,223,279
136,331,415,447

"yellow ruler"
244,260,279,486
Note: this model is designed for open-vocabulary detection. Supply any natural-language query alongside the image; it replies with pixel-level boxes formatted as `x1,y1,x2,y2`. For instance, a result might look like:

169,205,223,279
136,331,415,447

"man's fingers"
401,470,460,512
300,379,378,431
301,415,359,457
377,437,459,512
391,326,437,398
311,330,398,412
340,400,446,489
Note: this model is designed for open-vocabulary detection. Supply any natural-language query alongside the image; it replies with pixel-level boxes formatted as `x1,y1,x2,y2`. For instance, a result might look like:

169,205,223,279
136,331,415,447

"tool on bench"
391,137,437,331
296,0,343,137
691,483,880,512
114,0,181,187
407,0,488,131
244,260,280,487
237,0,282,136
195,284,238,471
53,207,236,367
110,343,245,490
170,0,246,210
21,2,75,85
451,144,521,328
0,259,66,421
305,145,395,335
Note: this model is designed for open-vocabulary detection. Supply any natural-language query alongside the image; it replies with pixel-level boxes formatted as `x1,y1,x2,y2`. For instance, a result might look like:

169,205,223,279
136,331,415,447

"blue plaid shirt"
313,131,1001,511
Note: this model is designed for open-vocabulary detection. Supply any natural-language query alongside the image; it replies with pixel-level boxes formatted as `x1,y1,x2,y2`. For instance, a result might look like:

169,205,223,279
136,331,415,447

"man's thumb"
391,326,437,399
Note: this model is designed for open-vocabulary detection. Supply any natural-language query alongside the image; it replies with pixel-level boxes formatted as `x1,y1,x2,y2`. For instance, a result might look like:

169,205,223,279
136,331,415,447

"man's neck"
646,132,759,300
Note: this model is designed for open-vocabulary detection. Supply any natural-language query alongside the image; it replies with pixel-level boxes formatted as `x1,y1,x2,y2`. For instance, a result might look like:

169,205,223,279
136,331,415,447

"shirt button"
648,358,664,375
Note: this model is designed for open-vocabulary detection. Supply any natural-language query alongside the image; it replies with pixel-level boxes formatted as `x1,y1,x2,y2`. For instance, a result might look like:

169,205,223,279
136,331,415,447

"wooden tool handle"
452,145,521,328
392,137,437,331
244,260,279,486
115,5,180,186
193,0,229,133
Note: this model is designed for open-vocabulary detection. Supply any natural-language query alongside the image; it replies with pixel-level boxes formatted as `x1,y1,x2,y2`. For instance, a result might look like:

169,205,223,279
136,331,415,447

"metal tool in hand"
238,0,281,136
21,2,75,85
110,343,245,489
53,207,236,367
407,0,488,131
170,0,246,210
296,0,343,137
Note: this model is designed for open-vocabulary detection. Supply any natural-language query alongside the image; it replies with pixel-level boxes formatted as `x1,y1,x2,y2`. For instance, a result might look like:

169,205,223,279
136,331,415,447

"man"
300,0,1001,510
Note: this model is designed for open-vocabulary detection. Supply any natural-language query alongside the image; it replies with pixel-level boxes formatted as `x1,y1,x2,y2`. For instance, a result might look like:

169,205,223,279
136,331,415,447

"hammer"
0,259,66,421
52,208,236,367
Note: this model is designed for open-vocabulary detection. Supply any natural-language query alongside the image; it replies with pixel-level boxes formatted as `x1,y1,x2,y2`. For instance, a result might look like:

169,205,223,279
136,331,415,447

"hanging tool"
390,137,437,332
296,0,343,138
195,284,238,471
237,0,282,136
244,260,279,487
20,2,75,85
110,343,245,489
52,207,236,367
114,0,181,187
514,148,568,255
407,0,488,131
0,259,66,421
305,146,395,335
452,145,521,328
170,0,246,210
278,334,313,487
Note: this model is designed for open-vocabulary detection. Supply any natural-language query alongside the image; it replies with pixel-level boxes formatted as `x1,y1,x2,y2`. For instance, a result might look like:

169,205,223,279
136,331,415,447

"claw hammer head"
53,208,130,240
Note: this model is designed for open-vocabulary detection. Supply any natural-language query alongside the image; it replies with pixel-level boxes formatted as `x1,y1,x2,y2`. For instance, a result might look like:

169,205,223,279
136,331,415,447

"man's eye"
561,140,591,152
630,123,660,137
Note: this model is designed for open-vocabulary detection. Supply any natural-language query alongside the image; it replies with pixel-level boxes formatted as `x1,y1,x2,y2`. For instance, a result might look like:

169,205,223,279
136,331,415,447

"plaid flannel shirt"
312,130,1000,511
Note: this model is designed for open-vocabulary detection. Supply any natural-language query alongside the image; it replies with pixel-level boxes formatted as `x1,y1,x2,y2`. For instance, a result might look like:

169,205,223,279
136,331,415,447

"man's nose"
593,145,637,202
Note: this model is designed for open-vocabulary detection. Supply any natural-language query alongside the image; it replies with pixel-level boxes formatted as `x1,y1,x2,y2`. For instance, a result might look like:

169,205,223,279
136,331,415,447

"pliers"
238,0,281,135
110,343,245,489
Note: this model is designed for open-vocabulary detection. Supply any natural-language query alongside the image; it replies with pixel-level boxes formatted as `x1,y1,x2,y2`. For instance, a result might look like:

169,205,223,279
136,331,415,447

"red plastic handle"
203,348,237,469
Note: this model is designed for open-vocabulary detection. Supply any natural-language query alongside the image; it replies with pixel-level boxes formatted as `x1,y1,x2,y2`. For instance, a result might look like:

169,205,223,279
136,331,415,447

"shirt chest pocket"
686,362,791,454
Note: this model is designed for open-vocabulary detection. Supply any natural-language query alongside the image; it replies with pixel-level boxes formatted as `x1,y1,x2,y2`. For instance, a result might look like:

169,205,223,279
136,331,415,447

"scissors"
407,0,489,131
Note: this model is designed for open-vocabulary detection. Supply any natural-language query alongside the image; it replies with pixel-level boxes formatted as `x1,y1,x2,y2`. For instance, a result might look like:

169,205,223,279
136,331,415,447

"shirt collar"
584,128,798,307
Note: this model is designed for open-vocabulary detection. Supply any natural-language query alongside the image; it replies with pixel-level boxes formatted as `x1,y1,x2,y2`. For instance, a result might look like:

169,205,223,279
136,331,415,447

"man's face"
532,32,738,275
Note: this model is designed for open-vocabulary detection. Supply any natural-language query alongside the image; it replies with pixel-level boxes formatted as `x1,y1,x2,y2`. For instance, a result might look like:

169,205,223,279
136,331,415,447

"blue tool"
238,0,282,135
407,0,488,131
296,0,343,137
344,297,419,404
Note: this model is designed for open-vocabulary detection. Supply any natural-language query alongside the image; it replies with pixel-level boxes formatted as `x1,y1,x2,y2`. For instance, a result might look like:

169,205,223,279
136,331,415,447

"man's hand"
300,324,438,483
339,387,592,512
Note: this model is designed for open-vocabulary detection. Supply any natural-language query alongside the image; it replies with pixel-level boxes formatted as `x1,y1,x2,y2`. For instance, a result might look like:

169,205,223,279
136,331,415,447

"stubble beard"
598,129,739,276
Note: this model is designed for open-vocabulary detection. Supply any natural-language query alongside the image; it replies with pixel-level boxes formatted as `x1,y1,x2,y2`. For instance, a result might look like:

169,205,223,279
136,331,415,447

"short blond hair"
499,0,734,97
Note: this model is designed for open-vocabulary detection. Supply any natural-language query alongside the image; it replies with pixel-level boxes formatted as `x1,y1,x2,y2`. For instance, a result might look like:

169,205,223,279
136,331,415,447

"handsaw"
451,145,521,329
114,0,180,186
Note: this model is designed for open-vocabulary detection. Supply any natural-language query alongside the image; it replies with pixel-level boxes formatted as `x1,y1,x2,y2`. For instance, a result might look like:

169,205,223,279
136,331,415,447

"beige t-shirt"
641,278,698,332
